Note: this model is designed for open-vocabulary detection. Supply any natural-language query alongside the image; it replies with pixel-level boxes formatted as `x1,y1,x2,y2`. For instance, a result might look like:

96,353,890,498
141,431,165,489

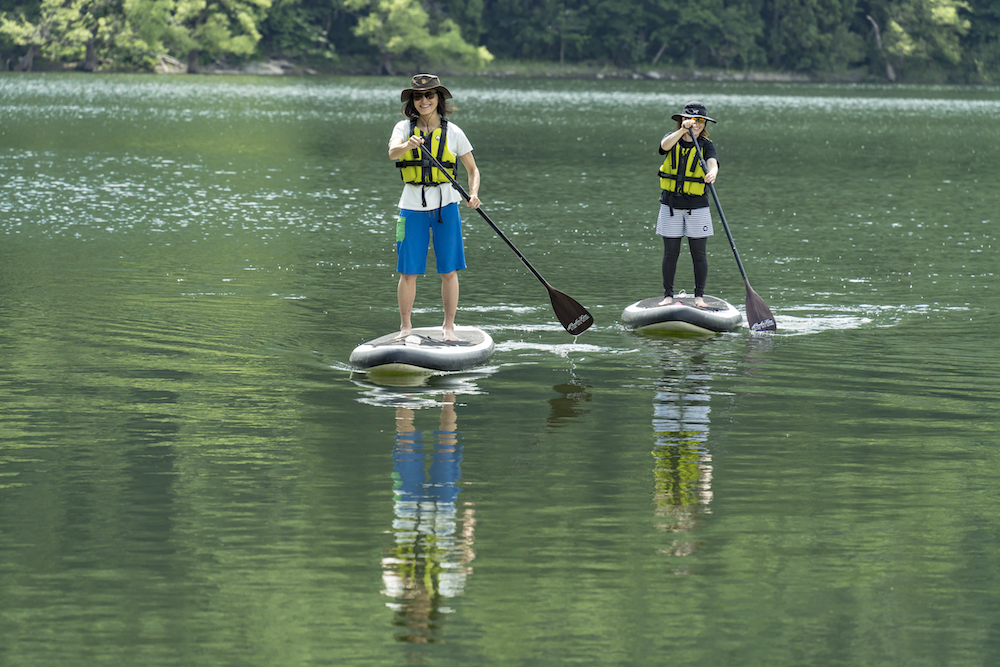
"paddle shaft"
418,147,554,288
415,143,594,335
687,128,750,285
687,127,776,331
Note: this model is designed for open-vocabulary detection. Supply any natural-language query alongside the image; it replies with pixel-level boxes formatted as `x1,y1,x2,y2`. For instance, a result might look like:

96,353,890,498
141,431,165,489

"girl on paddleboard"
388,74,482,341
655,101,719,308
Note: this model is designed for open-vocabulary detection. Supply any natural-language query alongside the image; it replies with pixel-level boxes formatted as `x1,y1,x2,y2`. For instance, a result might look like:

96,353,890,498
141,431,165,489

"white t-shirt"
390,119,474,211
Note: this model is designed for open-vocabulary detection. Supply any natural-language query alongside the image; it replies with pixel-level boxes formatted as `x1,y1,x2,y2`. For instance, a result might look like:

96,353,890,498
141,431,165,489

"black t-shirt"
658,135,718,210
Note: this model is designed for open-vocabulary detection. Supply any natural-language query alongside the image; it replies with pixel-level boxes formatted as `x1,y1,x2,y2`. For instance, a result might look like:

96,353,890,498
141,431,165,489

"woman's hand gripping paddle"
420,147,594,336
688,129,777,332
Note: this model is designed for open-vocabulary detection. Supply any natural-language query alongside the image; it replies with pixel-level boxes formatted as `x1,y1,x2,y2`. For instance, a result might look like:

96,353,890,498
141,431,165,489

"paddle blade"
745,282,777,332
547,286,594,335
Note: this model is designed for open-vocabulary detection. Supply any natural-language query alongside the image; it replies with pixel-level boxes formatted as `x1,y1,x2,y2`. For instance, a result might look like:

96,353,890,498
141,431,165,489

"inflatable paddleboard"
349,326,495,374
621,294,743,334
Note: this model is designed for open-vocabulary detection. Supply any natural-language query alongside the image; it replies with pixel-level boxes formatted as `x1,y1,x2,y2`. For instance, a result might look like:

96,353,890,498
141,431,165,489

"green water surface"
1,73,998,666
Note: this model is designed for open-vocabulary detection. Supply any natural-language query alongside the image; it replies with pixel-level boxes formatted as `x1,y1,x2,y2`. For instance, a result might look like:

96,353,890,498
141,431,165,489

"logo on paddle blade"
750,318,776,332
567,313,593,333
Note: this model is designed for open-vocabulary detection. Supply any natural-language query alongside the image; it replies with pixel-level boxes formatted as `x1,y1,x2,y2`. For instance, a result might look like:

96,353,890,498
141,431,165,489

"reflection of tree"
651,350,714,559
381,392,475,643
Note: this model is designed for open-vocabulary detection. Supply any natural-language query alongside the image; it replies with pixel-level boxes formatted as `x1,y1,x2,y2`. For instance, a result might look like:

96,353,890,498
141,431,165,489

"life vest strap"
658,171,705,183
396,158,457,170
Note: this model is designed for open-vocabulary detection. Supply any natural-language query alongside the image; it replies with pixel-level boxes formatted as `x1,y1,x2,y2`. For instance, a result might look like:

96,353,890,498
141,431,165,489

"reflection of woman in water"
651,348,714,559
381,392,476,643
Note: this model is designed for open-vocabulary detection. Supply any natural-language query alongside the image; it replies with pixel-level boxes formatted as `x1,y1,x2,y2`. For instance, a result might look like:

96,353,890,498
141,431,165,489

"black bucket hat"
671,101,716,123
400,74,453,102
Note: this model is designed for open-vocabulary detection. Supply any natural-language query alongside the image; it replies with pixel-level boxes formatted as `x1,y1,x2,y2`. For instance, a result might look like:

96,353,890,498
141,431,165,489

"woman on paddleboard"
655,101,719,308
388,74,481,341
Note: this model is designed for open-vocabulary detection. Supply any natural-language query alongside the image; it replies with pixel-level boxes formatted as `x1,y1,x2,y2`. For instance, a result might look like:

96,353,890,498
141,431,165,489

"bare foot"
694,297,708,308
442,326,460,342
394,327,412,341
657,296,674,306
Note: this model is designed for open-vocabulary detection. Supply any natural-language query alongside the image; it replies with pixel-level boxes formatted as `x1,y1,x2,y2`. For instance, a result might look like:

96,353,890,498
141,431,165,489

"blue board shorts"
396,203,467,275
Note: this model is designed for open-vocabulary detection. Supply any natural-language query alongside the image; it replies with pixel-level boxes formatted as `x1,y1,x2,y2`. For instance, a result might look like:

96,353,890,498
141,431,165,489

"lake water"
1,73,998,665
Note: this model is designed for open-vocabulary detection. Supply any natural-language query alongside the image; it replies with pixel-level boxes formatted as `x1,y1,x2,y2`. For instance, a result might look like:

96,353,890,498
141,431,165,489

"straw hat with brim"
400,74,452,102
671,101,717,123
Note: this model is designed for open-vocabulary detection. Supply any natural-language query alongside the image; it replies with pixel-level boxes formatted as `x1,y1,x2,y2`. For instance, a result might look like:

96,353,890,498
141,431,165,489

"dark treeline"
2,0,999,83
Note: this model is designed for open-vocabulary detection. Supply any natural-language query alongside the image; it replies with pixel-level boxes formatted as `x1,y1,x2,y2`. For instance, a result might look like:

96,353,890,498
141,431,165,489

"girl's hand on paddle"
704,157,719,184
406,135,424,151
466,194,481,209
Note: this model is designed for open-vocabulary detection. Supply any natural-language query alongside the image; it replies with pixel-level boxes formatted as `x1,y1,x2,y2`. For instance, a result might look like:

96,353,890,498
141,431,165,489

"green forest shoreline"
0,56,859,85
4,0,999,85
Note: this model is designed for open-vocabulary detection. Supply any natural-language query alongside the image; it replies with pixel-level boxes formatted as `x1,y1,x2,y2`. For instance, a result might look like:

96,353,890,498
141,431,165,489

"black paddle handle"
688,128,751,285
418,145,552,288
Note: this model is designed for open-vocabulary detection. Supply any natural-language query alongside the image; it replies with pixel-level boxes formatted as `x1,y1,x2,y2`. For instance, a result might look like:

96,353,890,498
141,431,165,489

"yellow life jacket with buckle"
395,118,457,185
658,141,707,196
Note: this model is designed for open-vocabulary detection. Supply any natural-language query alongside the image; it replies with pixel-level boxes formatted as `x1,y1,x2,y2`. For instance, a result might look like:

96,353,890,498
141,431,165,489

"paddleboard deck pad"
349,326,495,374
622,295,743,334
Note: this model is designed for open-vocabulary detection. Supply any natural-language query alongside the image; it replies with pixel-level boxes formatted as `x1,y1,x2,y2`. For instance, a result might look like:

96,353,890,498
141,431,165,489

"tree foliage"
346,0,492,74
1,0,999,81
2,0,97,69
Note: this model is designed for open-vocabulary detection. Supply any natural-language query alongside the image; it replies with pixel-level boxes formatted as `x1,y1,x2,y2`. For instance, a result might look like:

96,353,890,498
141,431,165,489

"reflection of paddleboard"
350,372,492,406
349,326,495,374
622,294,743,334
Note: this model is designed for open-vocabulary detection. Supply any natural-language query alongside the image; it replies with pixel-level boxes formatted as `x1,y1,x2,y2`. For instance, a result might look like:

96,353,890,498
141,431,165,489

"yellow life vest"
395,118,457,185
658,141,707,196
